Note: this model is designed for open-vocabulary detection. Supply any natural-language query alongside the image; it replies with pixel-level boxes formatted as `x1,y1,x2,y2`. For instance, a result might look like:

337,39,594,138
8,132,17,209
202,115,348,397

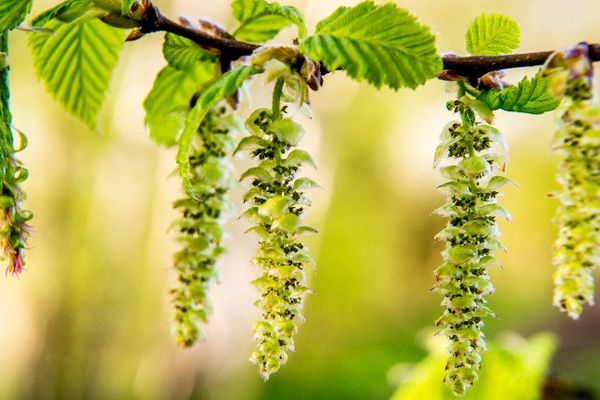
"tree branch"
443,45,600,77
136,0,259,58
135,1,600,79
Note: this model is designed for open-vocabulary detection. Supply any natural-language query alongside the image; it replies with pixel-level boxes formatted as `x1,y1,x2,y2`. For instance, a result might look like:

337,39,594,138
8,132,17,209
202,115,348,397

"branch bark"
135,1,600,79
136,0,259,58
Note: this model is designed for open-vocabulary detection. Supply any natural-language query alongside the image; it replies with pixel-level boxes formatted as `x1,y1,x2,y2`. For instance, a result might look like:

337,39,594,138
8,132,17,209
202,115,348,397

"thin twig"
135,1,600,79
136,0,258,58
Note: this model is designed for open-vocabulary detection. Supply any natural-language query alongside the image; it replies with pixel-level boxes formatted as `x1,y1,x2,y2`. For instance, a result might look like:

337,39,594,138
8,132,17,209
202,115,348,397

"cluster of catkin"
0,34,31,276
547,44,600,319
172,72,316,380
238,77,317,379
171,105,238,346
434,98,510,395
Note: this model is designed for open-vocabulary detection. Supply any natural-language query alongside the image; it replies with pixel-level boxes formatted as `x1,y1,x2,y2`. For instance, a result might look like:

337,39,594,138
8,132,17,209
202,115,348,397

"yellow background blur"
3,0,600,399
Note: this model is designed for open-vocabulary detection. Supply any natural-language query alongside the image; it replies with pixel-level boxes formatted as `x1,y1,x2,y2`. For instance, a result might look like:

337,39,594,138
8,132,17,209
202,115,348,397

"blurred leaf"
241,166,273,182
121,0,137,14
299,1,442,90
487,176,517,191
29,16,125,130
447,246,475,264
434,139,458,167
276,212,300,231
144,62,216,146
479,203,512,221
283,149,316,168
458,156,491,177
163,33,213,70
0,0,32,31
293,177,320,190
258,195,289,216
391,333,557,400
272,118,303,145
30,0,93,26
465,13,520,56
232,0,306,43
477,71,560,114
234,136,269,154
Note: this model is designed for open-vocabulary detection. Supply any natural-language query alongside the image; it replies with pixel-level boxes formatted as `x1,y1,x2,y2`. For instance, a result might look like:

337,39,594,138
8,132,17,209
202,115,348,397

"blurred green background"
4,0,600,399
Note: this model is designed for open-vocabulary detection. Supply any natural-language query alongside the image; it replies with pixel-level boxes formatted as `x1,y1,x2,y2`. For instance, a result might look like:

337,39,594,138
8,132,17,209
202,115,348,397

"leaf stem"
272,78,284,121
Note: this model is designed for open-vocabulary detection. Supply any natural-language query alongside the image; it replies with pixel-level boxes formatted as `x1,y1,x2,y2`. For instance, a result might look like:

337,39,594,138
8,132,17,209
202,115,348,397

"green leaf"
163,33,213,70
0,0,33,31
240,166,273,182
258,195,289,216
465,13,520,56
479,203,512,221
487,176,517,191
91,0,120,13
272,118,303,145
433,139,458,167
29,16,125,130
177,65,259,193
234,136,269,155
458,156,490,177
283,149,316,168
275,212,299,232
144,62,216,146
477,71,560,114
299,1,442,90
448,246,475,264
31,0,93,26
293,177,320,190
232,0,306,43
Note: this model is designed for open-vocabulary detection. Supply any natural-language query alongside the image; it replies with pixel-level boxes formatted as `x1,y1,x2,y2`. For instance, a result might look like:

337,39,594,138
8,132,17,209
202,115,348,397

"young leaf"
0,0,33,31
283,149,316,169
465,13,520,56
234,136,269,155
293,177,320,190
299,1,442,90
272,118,303,145
177,66,259,192
232,0,306,43
144,62,216,146
30,0,93,26
163,33,213,70
29,17,125,130
477,71,560,114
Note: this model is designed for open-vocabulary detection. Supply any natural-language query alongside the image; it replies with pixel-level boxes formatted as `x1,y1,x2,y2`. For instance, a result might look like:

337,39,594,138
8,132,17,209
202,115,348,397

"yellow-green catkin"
239,77,317,380
434,96,510,396
171,104,237,346
547,44,600,319
0,33,31,276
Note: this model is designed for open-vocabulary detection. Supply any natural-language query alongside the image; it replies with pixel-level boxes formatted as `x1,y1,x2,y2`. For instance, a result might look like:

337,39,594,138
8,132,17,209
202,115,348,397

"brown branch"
443,45,600,77
136,0,259,58
135,1,600,79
